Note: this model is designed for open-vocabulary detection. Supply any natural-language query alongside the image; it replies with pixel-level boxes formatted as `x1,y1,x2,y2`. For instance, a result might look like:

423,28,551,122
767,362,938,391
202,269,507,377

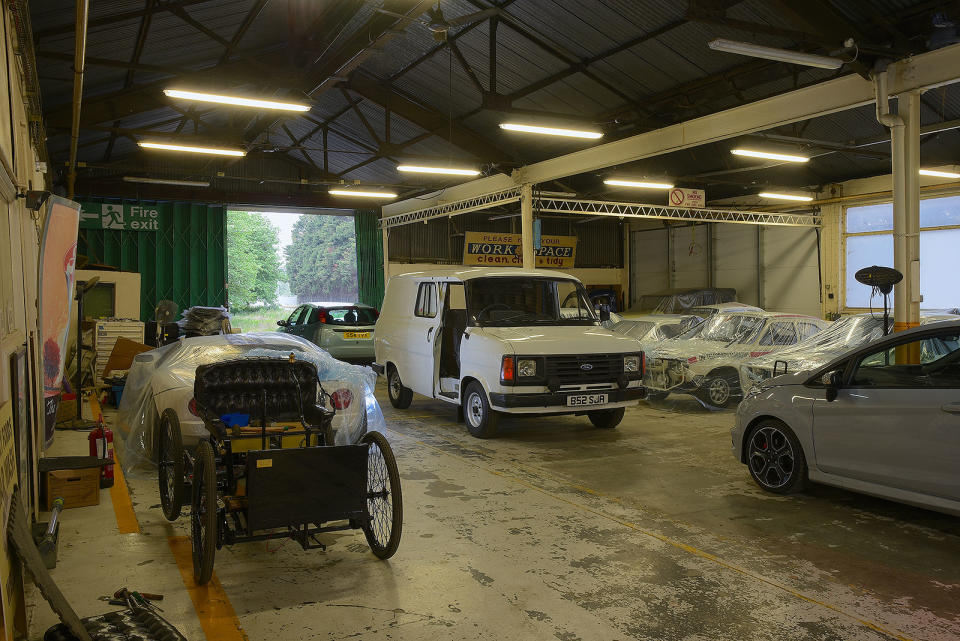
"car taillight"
372,309,380,319
501,356,515,382
188,398,199,416
331,388,353,410
641,352,646,375
317,309,328,324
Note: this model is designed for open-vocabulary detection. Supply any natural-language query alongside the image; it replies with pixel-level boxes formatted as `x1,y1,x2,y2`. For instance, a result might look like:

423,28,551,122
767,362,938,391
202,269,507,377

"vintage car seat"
193,357,334,439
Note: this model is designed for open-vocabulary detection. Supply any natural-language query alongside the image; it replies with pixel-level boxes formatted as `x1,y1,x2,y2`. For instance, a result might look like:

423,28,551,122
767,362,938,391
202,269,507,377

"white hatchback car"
732,321,960,516
373,268,646,437
645,311,828,407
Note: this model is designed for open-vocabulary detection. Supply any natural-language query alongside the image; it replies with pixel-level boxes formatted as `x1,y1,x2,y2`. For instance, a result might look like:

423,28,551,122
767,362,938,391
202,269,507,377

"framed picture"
9,346,33,517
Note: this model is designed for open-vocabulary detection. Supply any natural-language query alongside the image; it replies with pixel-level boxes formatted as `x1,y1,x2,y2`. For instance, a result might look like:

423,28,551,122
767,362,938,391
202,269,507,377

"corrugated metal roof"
30,0,960,201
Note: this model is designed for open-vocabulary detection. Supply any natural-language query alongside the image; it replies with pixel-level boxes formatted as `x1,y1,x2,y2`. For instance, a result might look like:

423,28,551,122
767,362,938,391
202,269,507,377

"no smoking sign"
668,187,706,208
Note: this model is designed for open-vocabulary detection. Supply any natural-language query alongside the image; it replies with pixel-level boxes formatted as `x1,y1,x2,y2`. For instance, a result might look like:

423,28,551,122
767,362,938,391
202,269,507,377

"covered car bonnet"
117,332,383,474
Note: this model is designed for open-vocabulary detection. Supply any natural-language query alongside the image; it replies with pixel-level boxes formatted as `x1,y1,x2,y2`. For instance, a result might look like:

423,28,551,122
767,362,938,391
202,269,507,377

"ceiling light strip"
604,179,674,189
139,141,246,157
707,39,843,70
122,176,210,187
758,192,814,201
499,123,603,139
164,89,310,112
919,169,960,179
397,165,481,176
731,148,809,163
328,189,397,199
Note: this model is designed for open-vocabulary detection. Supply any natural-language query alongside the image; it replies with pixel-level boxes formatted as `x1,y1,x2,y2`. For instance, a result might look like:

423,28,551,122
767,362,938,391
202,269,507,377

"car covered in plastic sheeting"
117,333,383,473
739,312,960,391
686,302,763,318
606,314,703,350
633,288,737,314
644,311,829,408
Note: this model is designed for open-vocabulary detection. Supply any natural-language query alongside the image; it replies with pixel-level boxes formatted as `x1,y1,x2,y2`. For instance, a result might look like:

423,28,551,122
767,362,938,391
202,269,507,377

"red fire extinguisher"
89,423,114,488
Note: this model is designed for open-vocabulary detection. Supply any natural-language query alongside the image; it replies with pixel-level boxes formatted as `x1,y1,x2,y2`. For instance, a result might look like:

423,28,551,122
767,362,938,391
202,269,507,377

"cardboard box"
102,336,153,378
44,468,100,510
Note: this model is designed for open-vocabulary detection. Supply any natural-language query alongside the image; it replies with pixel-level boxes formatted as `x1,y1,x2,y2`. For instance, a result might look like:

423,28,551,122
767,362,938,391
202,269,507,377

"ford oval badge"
580,363,593,371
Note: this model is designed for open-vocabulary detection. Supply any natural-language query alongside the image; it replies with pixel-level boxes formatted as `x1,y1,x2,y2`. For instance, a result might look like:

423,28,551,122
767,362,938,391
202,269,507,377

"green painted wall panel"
77,199,227,321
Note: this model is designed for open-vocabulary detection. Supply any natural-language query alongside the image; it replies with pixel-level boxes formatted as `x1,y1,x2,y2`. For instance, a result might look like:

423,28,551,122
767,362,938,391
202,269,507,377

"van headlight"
517,359,538,378
623,355,640,373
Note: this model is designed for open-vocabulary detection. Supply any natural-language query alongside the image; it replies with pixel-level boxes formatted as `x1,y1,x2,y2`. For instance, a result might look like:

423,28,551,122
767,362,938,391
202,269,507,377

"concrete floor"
26,384,960,641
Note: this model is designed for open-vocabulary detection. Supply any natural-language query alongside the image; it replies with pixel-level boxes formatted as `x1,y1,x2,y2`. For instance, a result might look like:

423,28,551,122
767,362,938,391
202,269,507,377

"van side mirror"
277,320,288,327
822,370,842,402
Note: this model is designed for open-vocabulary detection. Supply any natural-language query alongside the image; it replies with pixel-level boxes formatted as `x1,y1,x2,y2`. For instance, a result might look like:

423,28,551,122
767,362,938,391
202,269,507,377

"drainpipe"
873,70,908,330
67,0,89,200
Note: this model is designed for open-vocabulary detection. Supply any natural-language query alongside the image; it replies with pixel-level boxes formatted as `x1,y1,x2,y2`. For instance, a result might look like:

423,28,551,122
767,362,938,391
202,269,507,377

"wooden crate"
44,468,100,510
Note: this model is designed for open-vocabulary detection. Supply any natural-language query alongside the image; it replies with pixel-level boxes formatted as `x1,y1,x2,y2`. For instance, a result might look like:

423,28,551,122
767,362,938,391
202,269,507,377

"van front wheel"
387,367,413,409
463,382,499,439
588,407,625,429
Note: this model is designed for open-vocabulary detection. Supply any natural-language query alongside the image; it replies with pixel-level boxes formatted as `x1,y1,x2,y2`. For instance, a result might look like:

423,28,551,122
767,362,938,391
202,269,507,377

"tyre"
462,381,500,438
588,407,625,429
191,440,218,585
746,419,808,495
361,431,403,559
387,366,413,410
697,370,740,408
158,409,185,521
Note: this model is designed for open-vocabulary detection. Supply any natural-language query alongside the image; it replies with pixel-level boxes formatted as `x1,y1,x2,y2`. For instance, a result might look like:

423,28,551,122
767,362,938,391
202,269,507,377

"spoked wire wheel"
158,409,184,521
360,431,402,559
747,421,805,493
191,440,218,585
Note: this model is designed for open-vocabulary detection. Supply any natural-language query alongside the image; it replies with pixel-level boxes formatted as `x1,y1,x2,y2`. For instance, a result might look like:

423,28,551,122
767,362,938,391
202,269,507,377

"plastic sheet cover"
634,288,736,314
643,312,829,407
740,312,960,389
117,332,383,475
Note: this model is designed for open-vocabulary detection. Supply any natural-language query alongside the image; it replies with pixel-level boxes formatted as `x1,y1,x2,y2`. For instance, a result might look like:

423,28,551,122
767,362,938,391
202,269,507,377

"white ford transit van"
373,268,646,438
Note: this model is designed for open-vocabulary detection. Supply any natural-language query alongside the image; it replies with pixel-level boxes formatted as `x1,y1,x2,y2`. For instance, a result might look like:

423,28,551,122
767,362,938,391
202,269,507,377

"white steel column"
381,226,390,283
520,183,534,268
900,90,922,329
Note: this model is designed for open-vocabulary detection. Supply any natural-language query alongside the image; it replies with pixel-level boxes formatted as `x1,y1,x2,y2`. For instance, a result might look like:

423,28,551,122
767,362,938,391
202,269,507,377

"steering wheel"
561,291,580,308
476,303,511,322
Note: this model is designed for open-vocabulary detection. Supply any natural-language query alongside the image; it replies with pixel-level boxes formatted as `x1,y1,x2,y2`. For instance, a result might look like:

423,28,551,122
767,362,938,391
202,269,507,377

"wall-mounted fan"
377,3,500,42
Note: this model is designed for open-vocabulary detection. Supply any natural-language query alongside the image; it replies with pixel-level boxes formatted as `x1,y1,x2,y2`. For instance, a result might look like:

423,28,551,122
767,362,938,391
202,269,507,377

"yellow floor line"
385,425,913,641
168,536,249,641
87,395,140,534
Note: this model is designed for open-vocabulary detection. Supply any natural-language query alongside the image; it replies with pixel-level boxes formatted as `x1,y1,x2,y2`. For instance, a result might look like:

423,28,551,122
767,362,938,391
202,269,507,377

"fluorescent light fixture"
123,176,210,187
731,148,809,163
604,179,674,189
164,88,309,112
499,123,603,139
708,39,843,70
396,165,481,176
328,189,397,199
139,141,246,157
919,169,960,179
759,192,814,202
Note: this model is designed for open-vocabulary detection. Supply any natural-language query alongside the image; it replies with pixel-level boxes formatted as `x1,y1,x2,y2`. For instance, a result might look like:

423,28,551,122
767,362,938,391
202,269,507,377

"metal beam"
384,43,960,216
33,0,211,40
346,71,511,162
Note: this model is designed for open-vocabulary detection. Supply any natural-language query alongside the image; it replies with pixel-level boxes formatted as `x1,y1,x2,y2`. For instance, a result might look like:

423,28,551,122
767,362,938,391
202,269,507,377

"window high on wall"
844,195,960,309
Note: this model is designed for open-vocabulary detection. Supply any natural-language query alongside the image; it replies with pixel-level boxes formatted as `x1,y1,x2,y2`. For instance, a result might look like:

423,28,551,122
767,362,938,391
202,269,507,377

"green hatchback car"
278,302,378,362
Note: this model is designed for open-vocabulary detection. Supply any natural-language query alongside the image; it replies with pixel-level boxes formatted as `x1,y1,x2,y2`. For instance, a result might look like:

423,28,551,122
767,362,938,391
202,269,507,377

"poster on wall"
462,231,577,268
38,197,81,449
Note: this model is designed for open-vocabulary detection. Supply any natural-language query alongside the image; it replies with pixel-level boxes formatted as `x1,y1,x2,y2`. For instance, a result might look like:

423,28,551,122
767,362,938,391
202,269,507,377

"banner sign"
463,232,576,268
668,187,706,208
79,201,161,231
39,196,80,448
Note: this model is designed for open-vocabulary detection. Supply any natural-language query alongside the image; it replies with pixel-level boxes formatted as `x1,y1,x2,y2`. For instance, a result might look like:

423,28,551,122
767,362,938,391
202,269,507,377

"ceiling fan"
377,3,500,42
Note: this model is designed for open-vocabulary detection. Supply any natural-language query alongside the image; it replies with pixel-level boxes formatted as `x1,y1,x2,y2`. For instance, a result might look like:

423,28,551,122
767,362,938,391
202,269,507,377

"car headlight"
517,359,538,378
623,355,640,373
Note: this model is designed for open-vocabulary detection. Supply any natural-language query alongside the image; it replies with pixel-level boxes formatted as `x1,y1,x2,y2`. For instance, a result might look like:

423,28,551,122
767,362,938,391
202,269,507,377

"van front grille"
544,354,624,385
